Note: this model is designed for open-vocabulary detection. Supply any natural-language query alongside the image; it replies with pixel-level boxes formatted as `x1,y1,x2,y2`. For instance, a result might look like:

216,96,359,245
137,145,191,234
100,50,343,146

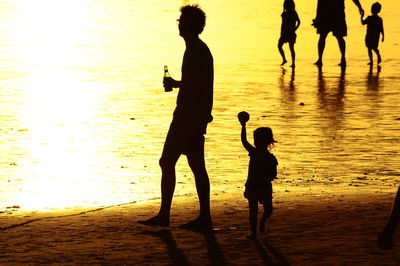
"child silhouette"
238,112,278,239
278,0,300,67
361,2,384,65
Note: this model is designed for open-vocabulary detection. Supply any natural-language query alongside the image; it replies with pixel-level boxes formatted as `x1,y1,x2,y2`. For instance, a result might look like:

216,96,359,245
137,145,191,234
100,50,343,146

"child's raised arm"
238,111,253,151
241,123,253,152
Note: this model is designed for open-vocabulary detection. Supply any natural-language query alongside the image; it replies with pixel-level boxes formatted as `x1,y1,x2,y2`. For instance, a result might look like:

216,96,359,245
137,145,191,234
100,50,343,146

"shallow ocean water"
0,0,399,212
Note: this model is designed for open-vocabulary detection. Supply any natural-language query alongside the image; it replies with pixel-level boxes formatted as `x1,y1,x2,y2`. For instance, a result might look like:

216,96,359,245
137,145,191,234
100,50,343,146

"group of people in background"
278,0,384,68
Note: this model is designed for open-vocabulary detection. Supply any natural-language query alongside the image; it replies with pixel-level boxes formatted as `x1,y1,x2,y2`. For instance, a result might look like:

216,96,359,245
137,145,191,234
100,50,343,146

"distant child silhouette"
278,0,300,68
238,112,278,239
361,2,384,65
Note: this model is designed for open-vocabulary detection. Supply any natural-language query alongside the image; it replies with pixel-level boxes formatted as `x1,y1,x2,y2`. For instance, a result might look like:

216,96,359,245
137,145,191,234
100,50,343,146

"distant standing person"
313,0,364,67
278,0,301,67
361,2,384,65
238,111,278,239
138,4,214,232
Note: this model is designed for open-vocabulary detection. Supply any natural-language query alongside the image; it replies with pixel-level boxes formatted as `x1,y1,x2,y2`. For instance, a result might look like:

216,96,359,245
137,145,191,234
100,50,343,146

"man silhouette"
139,4,213,232
313,0,364,66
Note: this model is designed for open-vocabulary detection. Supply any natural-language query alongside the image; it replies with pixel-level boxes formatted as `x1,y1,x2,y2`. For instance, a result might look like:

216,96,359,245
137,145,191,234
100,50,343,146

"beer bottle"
163,65,172,92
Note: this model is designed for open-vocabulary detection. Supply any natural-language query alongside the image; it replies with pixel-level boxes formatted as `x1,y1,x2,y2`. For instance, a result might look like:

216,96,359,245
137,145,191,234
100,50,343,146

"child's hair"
371,2,381,14
253,127,276,149
283,0,295,12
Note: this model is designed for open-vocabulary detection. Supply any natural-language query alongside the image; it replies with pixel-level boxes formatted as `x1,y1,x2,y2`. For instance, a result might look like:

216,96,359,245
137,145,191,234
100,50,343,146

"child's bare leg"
260,199,273,233
248,199,258,238
367,48,373,65
289,42,296,68
374,48,381,64
278,40,287,65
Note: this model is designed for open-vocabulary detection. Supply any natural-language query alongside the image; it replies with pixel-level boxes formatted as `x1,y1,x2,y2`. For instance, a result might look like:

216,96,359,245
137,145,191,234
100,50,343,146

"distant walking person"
238,111,278,239
313,0,364,67
278,0,301,67
139,4,214,232
361,2,384,65
378,186,400,250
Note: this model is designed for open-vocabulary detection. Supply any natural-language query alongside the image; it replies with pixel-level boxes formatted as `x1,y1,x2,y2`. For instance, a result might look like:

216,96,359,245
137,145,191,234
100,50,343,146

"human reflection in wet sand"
317,65,346,133
253,239,290,265
366,65,382,91
279,67,296,105
141,230,189,265
138,4,213,232
378,186,400,250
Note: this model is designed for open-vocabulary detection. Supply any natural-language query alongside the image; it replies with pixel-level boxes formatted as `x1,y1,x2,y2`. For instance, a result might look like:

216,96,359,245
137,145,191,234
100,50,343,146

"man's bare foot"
367,61,373,65
290,63,295,68
281,59,287,66
338,60,346,67
138,215,169,227
180,217,213,233
378,56,382,64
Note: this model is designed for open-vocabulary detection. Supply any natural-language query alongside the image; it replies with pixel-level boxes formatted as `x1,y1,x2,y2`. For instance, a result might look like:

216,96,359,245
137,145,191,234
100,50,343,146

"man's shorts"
317,18,347,37
162,119,205,156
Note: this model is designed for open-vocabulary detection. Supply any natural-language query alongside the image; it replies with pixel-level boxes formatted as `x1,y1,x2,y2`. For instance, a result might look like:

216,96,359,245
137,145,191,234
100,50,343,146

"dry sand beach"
1,187,400,265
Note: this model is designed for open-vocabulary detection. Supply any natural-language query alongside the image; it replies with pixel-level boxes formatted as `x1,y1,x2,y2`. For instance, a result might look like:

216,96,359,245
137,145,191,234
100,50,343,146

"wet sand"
1,186,399,265
0,0,399,264
1,0,400,212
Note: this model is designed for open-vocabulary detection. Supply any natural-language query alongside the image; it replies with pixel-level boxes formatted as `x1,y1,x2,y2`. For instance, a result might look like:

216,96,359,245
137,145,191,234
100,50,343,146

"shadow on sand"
253,238,290,265
140,229,189,265
141,229,290,265
141,229,227,265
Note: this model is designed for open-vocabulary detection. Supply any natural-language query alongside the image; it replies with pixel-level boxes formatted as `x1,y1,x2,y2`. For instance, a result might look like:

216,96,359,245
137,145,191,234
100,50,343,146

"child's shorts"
244,183,272,204
279,32,297,44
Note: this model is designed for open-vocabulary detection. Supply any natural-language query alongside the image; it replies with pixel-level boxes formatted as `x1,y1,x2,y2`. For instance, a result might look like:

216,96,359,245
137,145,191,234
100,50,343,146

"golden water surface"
0,0,399,211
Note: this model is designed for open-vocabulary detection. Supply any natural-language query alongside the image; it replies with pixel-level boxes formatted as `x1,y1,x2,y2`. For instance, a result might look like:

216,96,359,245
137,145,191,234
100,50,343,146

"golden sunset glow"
3,0,108,210
15,72,98,210
10,0,90,66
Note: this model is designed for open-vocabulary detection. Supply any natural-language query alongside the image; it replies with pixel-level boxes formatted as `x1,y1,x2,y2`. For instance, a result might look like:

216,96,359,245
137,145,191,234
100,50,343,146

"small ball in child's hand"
238,111,250,123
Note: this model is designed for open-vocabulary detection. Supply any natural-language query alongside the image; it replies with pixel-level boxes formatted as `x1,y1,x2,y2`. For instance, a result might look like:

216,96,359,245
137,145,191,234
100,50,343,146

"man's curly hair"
180,4,206,35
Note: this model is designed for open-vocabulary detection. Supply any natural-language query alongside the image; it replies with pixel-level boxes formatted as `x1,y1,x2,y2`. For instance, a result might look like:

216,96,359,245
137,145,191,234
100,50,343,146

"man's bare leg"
180,141,213,232
138,146,180,227
315,32,328,67
336,36,346,66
